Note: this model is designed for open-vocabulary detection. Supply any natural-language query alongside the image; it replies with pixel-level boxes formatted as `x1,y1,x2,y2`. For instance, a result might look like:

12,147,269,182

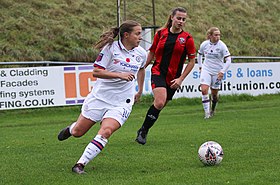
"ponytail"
94,27,119,50
94,20,141,51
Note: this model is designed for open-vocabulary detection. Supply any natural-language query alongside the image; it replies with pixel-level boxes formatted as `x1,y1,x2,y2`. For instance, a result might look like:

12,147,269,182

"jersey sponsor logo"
96,53,104,62
119,62,138,69
126,58,130,63
179,37,186,44
113,59,121,64
113,59,139,72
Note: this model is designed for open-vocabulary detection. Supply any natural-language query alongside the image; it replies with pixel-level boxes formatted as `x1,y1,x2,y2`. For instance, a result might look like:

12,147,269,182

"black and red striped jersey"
150,28,196,85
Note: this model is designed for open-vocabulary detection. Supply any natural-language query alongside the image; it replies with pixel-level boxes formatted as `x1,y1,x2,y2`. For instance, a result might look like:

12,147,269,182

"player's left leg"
72,118,121,174
210,89,219,116
72,106,129,174
210,74,221,117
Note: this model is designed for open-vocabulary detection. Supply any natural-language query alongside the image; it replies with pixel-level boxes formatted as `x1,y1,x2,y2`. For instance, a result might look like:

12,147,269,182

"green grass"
1,0,279,62
1,94,280,185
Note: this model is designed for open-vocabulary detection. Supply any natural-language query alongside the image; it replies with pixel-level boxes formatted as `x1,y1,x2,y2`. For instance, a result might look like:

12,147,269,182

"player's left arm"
134,67,145,103
170,57,195,89
218,42,231,80
170,36,196,89
218,56,231,80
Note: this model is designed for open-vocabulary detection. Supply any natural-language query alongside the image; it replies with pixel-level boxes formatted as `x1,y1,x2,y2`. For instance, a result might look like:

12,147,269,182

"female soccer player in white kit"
197,27,231,119
57,20,147,174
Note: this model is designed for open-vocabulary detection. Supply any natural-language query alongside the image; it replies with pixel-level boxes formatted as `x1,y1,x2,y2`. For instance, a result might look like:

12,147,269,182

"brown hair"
94,20,141,50
206,27,220,39
161,7,187,29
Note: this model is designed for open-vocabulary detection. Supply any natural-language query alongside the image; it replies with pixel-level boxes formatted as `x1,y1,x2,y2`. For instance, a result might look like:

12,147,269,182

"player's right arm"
93,44,135,81
144,29,161,68
144,51,155,68
92,68,135,81
197,52,203,72
197,42,205,72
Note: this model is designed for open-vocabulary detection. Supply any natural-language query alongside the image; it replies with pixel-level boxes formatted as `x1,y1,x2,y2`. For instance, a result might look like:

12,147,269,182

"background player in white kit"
57,20,147,174
197,27,231,119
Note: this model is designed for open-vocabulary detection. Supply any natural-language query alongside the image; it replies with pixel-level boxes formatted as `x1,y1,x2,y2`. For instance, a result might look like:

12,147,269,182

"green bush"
1,0,279,62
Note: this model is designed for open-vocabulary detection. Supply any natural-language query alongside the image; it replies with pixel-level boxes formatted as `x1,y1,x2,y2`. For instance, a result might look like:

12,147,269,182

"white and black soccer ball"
198,141,224,166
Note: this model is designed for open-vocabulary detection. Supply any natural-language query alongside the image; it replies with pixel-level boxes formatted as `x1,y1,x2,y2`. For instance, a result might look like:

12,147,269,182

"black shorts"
151,75,176,100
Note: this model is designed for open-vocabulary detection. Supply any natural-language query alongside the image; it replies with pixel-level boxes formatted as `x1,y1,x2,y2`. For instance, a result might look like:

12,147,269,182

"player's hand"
170,78,182,89
119,72,135,81
134,92,142,103
217,72,224,80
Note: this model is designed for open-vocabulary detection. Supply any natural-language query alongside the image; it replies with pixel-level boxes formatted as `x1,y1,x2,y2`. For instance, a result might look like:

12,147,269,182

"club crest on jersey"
96,53,104,62
136,56,141,63
179,37,186,44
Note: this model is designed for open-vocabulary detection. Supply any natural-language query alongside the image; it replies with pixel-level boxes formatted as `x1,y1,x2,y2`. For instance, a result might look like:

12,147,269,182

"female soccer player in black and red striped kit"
135,7,196,145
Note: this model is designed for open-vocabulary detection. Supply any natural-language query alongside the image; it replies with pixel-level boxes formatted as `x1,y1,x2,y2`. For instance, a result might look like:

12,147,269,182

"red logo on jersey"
113,59,121,64
126,58,130,63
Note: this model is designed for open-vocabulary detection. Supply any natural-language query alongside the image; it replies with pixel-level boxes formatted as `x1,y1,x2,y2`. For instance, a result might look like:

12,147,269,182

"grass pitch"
0,94,280,185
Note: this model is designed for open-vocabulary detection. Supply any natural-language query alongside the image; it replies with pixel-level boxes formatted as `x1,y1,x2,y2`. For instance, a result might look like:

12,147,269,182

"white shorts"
200,70,221,89
81,95,132,127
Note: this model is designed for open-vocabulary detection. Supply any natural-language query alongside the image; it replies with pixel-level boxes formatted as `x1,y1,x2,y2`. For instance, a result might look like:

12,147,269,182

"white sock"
202,95,210,115
69,122,77,135
77,135,108,166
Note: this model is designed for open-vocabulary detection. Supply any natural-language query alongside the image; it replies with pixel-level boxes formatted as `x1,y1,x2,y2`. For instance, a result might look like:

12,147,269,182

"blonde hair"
94,20,141,50
206,27,220,39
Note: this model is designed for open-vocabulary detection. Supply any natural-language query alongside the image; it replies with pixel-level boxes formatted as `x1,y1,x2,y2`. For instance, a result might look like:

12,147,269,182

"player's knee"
201,89,208,95
99,128,113,139
71,128,84,138
200,84,209,95
154,101,165,110
212,94,218,101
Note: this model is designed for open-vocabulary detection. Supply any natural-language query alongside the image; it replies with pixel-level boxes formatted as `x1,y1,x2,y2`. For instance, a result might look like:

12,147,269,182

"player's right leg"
135,87,166,145
58,114,95,141
200,83,212,119
200,71,212,119
58,95,104,141
57,125,72,141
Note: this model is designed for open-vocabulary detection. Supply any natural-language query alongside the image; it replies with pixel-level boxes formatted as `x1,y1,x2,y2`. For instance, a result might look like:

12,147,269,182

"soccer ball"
198,141,224,166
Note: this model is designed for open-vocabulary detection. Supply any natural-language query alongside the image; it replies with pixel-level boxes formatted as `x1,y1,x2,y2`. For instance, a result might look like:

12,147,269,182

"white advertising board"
173,62,280,98
1,62,279,110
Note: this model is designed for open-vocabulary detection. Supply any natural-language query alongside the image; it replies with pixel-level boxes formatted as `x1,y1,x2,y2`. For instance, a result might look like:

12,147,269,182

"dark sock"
211,96,218,111
141,105,161,131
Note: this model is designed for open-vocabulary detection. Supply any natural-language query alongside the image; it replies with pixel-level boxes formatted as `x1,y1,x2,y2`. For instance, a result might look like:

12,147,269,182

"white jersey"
198,40,230,74
89,40,147,107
